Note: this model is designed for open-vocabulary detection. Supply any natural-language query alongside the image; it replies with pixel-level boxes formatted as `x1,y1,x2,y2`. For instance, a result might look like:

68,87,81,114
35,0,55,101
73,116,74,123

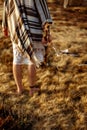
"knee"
28,63,36,71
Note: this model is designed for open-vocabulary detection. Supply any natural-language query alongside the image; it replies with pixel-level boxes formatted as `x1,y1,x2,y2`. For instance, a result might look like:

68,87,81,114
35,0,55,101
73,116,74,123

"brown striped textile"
2,0,52,57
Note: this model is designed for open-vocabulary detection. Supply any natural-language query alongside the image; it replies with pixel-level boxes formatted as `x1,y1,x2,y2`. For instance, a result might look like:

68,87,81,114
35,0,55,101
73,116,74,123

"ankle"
17,86,23,91
30,85,36,89
30,85,39,88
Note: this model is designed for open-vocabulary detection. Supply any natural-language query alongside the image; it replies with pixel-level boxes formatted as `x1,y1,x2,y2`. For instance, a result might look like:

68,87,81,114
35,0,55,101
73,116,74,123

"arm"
42,22,52,45
34,0,52,45
2,1,8,37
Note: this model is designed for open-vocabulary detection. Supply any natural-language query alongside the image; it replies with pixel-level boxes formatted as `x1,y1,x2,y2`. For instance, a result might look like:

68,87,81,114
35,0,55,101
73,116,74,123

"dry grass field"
0,1,87,130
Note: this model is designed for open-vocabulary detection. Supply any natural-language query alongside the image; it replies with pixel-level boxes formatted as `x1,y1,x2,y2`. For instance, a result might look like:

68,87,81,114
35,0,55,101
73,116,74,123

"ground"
0,2,87,130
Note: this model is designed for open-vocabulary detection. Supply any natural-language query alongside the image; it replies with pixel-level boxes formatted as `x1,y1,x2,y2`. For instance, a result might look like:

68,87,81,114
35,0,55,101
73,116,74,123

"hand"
3,28,8,37
42,37,48,44
42,34,52,45
48,34,52,43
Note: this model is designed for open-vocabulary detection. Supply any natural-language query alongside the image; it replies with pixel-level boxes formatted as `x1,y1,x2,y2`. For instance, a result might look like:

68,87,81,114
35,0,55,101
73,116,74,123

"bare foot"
17,88,24,95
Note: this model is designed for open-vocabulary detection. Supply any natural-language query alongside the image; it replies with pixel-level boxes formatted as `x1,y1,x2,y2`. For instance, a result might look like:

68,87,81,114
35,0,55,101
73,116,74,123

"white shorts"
13,43,45,65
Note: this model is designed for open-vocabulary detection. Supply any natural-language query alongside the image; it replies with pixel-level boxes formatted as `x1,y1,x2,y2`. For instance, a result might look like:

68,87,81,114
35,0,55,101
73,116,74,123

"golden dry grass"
0,2,87,130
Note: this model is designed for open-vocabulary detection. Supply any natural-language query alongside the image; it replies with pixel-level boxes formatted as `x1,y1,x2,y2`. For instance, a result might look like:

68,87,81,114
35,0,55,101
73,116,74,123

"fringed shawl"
2,0,52,57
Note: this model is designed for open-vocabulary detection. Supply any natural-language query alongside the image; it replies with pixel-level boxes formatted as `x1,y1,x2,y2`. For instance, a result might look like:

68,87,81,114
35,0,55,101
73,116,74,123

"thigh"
13,43,33,65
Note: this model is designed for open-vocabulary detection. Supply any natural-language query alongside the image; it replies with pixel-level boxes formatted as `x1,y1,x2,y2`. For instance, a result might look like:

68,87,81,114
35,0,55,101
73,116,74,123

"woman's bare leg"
13,64,24,94
28,63,40,96
28,63,36,87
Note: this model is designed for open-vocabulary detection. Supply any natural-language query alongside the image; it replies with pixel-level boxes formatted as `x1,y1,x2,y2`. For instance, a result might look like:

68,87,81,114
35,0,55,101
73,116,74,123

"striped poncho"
2,0,52,57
